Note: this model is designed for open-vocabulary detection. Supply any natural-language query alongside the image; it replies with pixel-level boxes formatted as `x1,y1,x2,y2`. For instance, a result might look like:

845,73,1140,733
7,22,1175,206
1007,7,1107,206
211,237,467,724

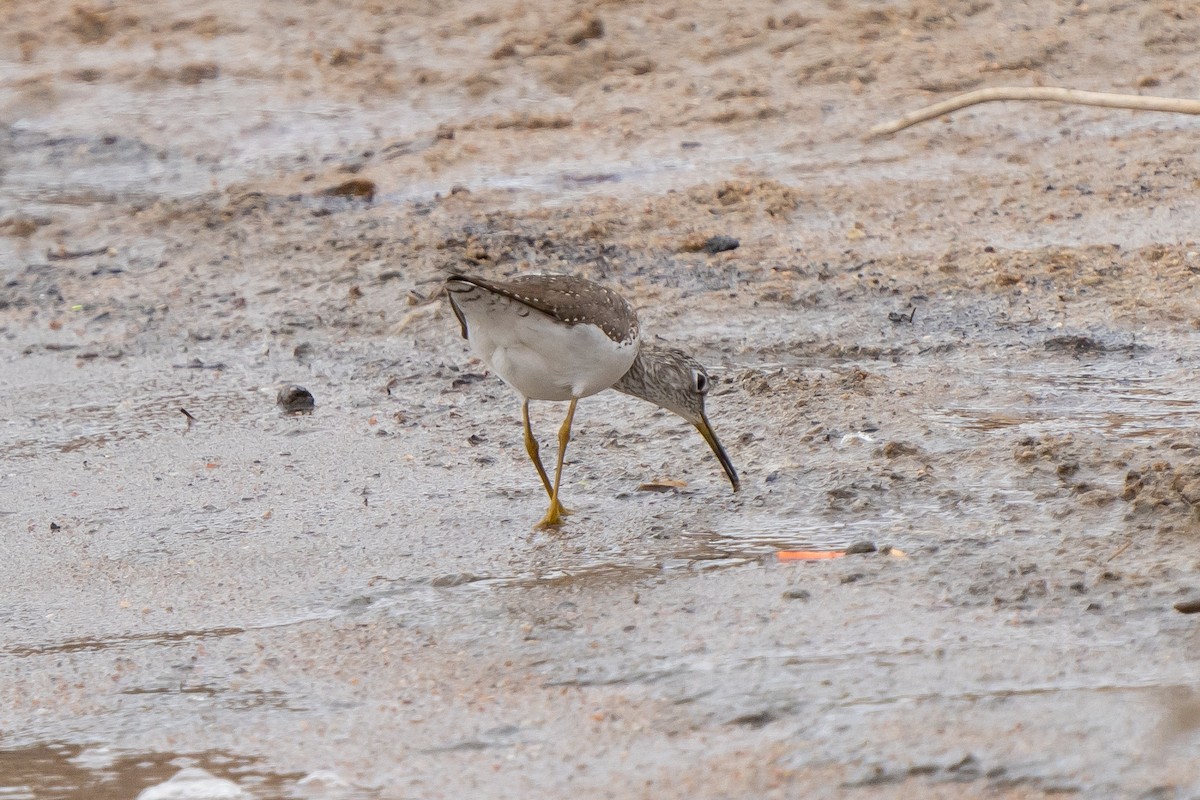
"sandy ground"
3,0,1200,797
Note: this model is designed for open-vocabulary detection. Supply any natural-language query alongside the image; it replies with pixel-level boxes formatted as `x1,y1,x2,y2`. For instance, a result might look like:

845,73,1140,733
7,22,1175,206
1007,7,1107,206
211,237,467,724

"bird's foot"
534,499,572,530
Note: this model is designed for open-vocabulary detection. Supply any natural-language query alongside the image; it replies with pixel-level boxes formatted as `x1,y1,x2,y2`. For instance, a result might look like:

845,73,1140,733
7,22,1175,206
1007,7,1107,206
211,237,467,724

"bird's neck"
611,342,661,404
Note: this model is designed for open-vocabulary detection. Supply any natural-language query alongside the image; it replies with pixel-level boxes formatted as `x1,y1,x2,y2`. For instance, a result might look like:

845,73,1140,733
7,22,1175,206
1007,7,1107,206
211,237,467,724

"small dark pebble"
318,178,376,202
840,572,865,584
845,541,877,555
1044,334,1101,354
782,588,811,601
1041,333,1142,355
178,62,219,84
1173,597,1200,614
467,433,485,446
49,522,61,531
451,372,487,389
277,384,315,414
703,235,740,254
727,710,777,728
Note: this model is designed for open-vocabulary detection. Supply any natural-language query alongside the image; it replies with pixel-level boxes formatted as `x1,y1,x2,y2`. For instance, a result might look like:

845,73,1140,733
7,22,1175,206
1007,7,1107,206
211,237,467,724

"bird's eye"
693,370,709,394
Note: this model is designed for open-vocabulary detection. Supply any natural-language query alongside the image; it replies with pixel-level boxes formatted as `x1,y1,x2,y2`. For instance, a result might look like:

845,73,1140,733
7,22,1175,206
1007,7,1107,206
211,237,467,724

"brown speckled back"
445,273,639,345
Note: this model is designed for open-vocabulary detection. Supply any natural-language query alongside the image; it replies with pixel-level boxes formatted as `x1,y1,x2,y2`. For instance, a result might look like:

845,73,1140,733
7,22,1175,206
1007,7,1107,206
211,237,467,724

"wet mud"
3,0,1200,797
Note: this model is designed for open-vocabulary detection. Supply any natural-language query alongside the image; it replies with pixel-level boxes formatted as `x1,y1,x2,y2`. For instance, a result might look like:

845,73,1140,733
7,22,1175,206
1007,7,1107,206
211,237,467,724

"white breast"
456,292,639,401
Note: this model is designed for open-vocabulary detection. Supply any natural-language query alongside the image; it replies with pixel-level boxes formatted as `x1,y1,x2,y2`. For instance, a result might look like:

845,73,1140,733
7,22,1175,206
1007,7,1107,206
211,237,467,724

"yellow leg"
537,397,577,529
522,399,554,499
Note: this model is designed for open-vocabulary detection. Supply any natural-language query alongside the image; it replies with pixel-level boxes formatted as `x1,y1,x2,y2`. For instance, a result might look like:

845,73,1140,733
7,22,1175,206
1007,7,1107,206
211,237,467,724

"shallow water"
5,1,1200,796
932,361,1200,439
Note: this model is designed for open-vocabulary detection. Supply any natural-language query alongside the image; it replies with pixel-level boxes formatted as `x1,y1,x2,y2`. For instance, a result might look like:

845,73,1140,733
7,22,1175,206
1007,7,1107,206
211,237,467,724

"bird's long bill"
693,415,740,492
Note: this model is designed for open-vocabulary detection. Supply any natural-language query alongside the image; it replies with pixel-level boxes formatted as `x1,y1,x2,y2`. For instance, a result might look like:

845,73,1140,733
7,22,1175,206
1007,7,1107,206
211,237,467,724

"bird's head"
614,344,740,492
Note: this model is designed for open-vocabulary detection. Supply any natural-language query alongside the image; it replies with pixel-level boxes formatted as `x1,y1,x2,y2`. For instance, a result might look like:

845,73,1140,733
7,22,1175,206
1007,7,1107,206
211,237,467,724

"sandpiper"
445,272,738,527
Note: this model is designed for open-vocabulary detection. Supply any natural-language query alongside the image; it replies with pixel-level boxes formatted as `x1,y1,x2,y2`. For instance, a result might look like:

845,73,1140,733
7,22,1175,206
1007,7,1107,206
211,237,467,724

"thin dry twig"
869,86,1200,138
1106,537,1133,563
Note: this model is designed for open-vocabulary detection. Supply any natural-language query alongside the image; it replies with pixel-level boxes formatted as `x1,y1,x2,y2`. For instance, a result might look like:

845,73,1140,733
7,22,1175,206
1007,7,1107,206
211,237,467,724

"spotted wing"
445,273,638,345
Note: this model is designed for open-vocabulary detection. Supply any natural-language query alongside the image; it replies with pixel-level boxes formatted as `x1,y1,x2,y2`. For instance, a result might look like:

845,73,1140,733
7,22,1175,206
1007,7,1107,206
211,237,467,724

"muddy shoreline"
4,1,1200,797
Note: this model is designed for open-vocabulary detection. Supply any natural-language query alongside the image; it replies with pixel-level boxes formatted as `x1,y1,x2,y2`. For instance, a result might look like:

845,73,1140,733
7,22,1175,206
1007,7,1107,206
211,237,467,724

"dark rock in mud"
781,588,811,600
293,342,315,362
177,62,220,84
1043,334,1144,355
451,372,487,389
1045,334,1101,354
677,233,740,254
845,540,877,555
1173,597,1200,614
276,384,316,414
726,709,779,728
318,179,377,202
703,235,740,254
